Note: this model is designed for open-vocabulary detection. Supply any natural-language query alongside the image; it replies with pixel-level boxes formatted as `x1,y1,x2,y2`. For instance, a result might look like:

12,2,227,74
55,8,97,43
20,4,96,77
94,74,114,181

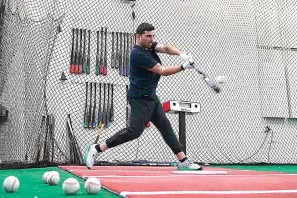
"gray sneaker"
84,144,98,169
178,159,202,170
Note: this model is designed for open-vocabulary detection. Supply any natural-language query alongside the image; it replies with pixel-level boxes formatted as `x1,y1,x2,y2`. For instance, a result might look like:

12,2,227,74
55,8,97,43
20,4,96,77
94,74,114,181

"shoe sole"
177,166,203,171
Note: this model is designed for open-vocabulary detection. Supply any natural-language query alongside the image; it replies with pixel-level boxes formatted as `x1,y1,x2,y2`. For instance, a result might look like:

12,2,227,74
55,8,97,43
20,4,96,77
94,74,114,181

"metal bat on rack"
74,28,79,74
92,82,97,128
82,29,87,73
78,29,83,74
121,32,125,76
97,83,102,127
119,32,123,75
126,32,130,76
106,83,110,127
103,27,107,75
102,83,106,126
88,82,93,128
115,32,119,69
86,30,91,74
99,27,104,75
111,32,115,68
69,28,75,74
95,30,100,75
109,83,114,122
83,82,88,128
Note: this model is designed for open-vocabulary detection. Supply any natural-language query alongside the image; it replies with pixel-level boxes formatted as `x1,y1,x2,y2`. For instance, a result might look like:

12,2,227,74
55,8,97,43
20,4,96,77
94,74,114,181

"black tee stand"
178,111,187,155
162,100,200,156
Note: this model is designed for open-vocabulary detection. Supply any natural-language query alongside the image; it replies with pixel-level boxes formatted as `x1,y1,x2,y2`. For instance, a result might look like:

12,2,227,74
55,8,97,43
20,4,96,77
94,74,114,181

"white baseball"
84,177,101,194
216,76,227,84
42,171,50,183
3,176,20,193
48,174,60,186
62,178,80,195
46,171,60,185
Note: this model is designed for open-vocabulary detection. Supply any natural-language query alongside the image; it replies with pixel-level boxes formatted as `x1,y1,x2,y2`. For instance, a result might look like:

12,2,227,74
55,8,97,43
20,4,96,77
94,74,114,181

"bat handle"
70,64,75,74
83,121,88,128
78,65,82,74
193,66,205,77
106,122,111,128
74,64,79,74
103,67,107,76
95,66,100,75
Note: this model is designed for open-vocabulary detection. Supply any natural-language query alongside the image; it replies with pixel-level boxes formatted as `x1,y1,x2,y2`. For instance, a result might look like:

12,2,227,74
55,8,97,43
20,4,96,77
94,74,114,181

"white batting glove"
181,58,195,70
180,52,193,62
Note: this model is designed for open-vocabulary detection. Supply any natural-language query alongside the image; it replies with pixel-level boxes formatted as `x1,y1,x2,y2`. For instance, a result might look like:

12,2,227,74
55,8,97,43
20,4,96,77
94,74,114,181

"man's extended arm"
155,43,192,61
147,42,194,76
148,60,194,76
155,43,181,55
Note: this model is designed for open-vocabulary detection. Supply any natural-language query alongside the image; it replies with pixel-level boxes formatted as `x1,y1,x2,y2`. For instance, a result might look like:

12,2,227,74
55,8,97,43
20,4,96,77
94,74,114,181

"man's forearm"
165,45,182,56
161,65,183,76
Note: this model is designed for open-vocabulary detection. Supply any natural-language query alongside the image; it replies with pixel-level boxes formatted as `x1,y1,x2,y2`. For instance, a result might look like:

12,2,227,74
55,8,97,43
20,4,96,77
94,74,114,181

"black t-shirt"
128,42,162,98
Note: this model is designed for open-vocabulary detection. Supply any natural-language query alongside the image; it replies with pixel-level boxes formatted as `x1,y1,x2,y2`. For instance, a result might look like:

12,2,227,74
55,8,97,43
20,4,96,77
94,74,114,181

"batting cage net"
0,0,297,169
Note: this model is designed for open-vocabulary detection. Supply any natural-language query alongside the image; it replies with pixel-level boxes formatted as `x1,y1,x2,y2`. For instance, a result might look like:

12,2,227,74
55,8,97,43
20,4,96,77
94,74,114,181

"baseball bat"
92,82,97,128
121,32,125,76
69,28,75,73
119,32,122,75
83,82,88,128
82,29,87,73
67,114,83,164
78,29,83,74
106,83,110,127
111,32,115,68
115,32,119,69
99,27,104,74
67,114,77,163
94,122,105,144
86,30,91,74
95,30,100,75
97,82,102,127
125,32,129,76
88,82,93,128
74,28,79,74
103,27,107,75
102,83,106,126
193,64,221,93
109,83,114,122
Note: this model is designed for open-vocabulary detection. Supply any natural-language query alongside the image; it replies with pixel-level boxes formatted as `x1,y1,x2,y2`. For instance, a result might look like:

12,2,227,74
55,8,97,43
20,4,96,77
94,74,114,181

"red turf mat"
126,193,297,198
60,165,287,175
59,165,297,198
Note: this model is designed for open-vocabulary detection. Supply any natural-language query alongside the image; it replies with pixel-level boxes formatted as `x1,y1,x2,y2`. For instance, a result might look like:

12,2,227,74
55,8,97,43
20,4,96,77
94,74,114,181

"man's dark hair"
136,23,154,35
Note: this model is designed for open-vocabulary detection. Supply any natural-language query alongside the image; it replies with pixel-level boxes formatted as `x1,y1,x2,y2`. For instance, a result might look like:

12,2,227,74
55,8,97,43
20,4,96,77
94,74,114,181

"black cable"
237,126,271,163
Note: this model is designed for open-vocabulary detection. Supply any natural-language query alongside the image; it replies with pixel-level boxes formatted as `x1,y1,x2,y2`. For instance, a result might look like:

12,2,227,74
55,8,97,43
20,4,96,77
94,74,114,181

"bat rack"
162,100,200,155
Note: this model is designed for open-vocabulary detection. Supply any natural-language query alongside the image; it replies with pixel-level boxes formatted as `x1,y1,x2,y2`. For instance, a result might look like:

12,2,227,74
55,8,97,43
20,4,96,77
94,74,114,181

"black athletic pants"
105,96,183,154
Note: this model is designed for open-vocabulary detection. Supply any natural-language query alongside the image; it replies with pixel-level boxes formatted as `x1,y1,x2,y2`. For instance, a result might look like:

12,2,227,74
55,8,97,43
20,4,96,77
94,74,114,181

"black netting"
1,0,297,169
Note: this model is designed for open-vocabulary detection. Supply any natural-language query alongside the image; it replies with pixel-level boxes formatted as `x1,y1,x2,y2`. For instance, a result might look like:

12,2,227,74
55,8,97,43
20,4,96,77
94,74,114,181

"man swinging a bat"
85,22,202,170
